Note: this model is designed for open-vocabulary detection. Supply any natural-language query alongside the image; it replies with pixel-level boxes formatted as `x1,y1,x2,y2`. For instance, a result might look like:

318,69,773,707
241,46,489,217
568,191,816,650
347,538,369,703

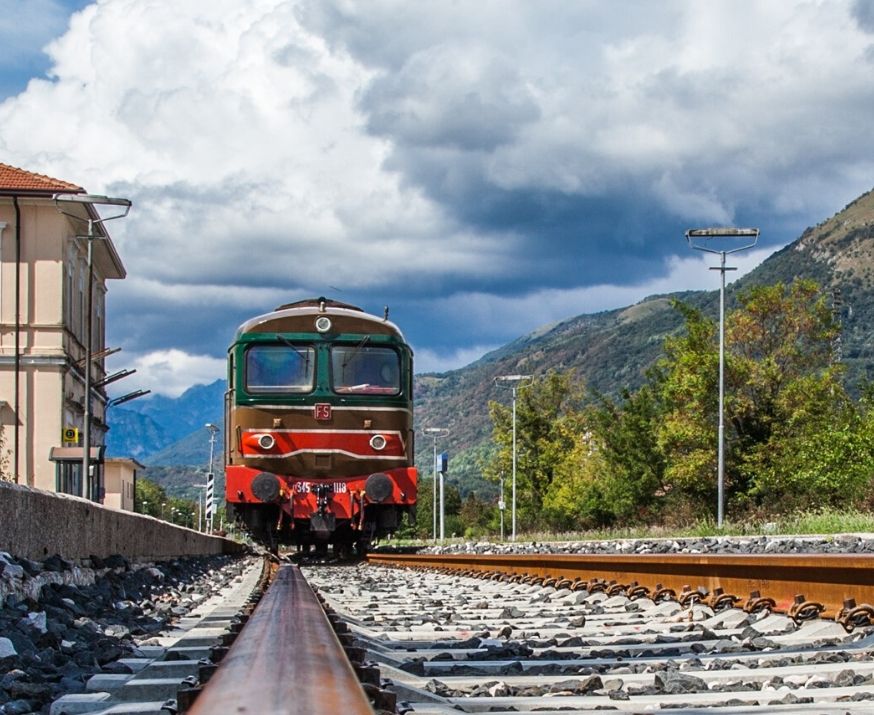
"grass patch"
394,507,874,546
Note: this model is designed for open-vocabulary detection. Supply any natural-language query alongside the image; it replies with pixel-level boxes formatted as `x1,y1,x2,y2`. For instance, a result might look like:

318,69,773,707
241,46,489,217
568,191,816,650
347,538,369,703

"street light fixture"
53,193,131,501
107,389,151,408
423,427,449,541
495,374,533,541
685,227,760,527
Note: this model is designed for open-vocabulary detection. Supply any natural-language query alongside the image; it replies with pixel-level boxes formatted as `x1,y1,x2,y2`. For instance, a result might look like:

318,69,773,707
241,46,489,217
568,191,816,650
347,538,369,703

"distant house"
103,457,143,512
0,162,126,501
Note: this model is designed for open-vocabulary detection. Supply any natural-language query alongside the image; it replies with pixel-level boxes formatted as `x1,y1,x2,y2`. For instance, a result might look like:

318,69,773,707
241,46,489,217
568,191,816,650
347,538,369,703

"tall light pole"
54,194,131,501
205,423,219,532
685,227,759,527
423,427,449,541
495,375,532,541
193,483,208,531
499,472,505,541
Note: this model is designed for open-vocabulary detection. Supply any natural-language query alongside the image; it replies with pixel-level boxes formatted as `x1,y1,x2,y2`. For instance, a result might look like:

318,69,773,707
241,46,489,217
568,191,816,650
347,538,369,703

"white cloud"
1,1,872,394
0,0,500,288
413,344,503,374
108,349,225,398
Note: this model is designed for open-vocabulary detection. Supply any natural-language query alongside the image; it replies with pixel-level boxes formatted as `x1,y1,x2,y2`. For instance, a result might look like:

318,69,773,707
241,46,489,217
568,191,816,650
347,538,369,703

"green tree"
588,383,667,524
657,279,852,516
485,371,584,531
135,477,168,515
655,301,720,510
747,374,874,509
459,491,495,537
543,421,612,530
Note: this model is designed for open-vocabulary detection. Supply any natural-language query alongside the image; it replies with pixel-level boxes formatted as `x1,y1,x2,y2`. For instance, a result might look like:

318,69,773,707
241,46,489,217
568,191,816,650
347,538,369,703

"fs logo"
62,427,79,443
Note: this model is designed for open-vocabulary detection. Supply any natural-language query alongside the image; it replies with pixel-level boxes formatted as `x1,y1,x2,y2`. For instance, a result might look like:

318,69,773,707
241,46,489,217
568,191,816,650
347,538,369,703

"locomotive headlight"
315,316,332,333
257,433,276,450
369,434,387,451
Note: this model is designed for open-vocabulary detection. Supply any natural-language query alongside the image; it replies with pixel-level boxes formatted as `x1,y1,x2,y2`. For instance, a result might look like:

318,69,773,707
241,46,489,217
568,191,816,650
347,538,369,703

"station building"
0,162,127,502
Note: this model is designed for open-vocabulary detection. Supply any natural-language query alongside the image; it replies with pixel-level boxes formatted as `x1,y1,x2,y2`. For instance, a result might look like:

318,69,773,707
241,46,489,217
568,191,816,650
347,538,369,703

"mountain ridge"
108,187,874,497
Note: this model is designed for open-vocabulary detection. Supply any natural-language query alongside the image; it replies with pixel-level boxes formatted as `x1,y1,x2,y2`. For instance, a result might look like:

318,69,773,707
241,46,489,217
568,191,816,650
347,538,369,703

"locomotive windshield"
245,344,315,393
331,346,400,395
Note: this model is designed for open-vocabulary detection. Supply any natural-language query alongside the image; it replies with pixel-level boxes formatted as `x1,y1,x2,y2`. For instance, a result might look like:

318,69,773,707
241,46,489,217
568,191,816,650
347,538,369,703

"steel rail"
368,552,874,618
187,563,373,715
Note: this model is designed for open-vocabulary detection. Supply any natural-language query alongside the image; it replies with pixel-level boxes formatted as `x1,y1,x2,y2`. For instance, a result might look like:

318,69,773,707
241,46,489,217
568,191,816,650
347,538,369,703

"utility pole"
495,375,533,541
685,227,759,527
53,194,131,501
423,427,449,541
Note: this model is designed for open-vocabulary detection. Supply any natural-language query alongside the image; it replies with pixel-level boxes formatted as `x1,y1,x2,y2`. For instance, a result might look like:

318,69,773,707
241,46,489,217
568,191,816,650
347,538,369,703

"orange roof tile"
0,162,83,193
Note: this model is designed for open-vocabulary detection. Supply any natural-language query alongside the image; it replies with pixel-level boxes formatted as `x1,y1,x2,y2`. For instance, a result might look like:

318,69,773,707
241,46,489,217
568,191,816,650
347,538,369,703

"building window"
56,461,82,497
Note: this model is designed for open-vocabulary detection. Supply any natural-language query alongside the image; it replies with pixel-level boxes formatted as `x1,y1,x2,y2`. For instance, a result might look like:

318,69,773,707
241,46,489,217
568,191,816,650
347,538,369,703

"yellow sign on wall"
62,427,79,443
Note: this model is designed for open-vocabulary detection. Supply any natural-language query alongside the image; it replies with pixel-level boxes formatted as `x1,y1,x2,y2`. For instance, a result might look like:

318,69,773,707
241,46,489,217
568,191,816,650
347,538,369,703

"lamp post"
141,500,148,515
205,423,219,532
161,502,166,520
498,472,505,542
685,227,759,527
193,484,208,531
423,427,449,541
53,194,131,501
495,375,532,541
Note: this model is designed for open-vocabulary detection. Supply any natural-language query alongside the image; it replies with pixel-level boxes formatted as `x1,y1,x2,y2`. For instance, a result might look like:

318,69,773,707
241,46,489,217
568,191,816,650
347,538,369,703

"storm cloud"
2,0,873,393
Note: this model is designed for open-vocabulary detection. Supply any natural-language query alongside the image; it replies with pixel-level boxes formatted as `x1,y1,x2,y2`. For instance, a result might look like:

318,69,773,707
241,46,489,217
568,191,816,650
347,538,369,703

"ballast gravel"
418,532,874,556
0,551,253,715
305,562,874,713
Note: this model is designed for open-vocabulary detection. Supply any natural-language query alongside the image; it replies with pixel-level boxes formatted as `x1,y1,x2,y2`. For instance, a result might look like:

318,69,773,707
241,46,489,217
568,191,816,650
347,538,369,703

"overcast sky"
2,0,874,397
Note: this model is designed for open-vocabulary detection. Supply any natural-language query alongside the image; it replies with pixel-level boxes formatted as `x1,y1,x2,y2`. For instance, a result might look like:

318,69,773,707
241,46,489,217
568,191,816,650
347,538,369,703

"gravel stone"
1,551,253,713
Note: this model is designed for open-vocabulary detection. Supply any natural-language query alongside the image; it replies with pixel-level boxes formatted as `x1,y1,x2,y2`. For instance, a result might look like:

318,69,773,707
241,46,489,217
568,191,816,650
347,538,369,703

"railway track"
112,550,874,714
300,552,874,713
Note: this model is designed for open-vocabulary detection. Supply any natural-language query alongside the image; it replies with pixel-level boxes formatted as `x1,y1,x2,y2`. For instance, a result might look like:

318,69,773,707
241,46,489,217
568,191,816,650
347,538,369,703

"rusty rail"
368,552,874,619
188,564,373,715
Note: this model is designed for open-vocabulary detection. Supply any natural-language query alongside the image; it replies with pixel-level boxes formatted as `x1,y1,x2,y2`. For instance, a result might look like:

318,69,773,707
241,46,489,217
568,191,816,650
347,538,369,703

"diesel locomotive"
224,298,417,552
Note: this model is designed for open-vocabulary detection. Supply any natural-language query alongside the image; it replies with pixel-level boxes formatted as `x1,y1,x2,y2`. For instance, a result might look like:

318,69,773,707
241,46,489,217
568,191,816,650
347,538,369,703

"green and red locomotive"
224,298,417,552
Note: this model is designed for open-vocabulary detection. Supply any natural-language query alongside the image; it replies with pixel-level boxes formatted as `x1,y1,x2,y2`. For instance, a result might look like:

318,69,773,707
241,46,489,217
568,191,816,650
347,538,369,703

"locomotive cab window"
246,344,315,393
331,345,401,395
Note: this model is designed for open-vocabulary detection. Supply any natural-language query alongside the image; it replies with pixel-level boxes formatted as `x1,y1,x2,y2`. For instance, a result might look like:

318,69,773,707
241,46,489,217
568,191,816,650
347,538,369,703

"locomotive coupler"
310,484,336,536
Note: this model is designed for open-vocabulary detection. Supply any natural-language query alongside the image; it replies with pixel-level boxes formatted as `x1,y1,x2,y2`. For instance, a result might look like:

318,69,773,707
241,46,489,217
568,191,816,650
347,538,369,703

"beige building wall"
104,458,141,511
0,192,124,495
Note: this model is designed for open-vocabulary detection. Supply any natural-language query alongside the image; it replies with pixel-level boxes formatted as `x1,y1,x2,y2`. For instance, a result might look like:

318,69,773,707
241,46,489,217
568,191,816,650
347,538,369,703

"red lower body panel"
226,465,417,521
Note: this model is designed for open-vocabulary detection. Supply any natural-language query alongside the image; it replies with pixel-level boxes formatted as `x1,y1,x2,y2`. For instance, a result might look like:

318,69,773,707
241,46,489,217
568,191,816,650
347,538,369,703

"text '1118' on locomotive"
224,298,417,552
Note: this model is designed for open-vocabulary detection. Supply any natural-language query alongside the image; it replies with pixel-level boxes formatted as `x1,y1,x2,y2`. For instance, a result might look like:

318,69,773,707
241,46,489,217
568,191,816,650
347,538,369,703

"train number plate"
314,403,332,421
294,481,348,494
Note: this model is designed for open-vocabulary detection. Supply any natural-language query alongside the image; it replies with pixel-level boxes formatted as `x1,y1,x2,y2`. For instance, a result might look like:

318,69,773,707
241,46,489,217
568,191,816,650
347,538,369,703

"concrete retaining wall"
0,481,243,562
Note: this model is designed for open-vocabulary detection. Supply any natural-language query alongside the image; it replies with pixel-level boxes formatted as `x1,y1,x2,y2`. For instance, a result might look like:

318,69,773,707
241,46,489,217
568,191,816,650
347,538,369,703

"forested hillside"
110,189,874,506
415,188,874,497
